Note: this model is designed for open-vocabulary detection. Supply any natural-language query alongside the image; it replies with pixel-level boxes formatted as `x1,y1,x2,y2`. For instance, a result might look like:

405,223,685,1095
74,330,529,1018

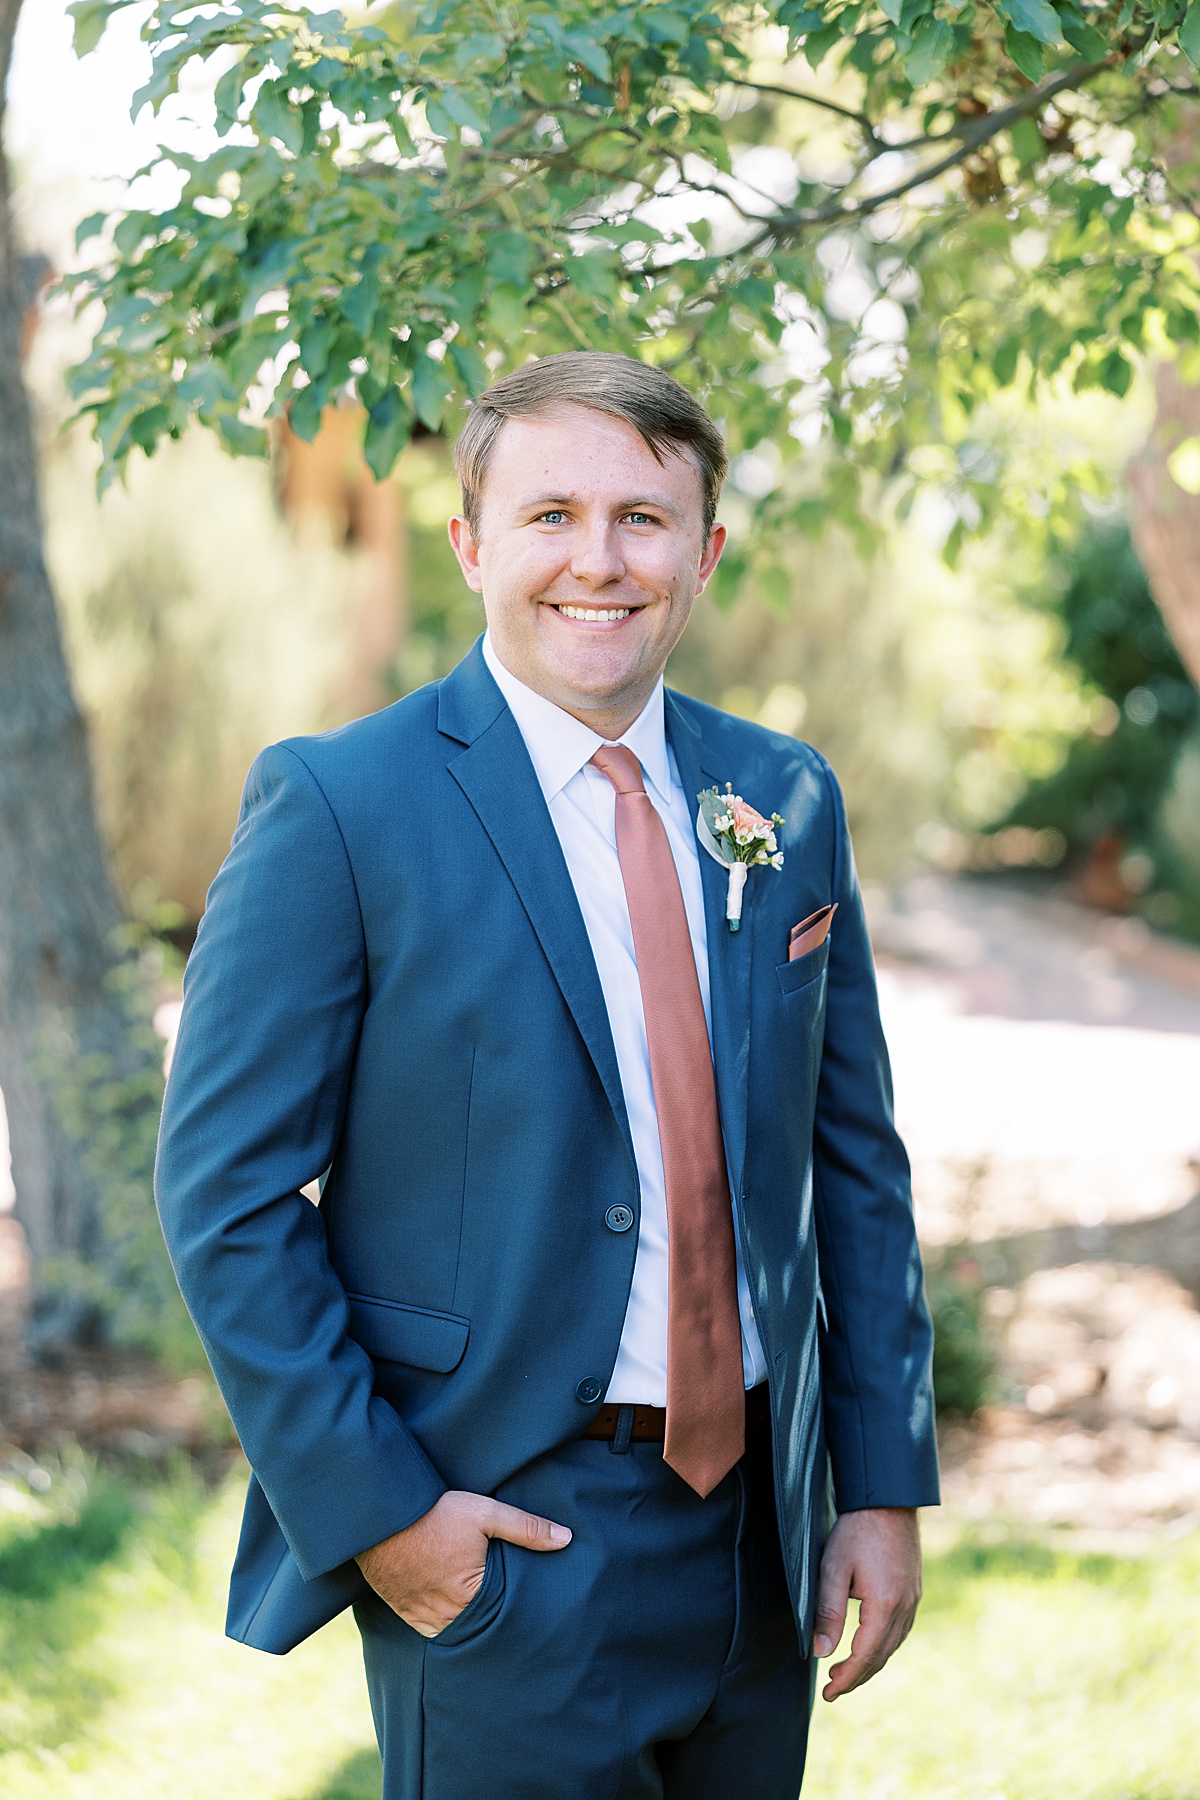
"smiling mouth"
552,604,634,622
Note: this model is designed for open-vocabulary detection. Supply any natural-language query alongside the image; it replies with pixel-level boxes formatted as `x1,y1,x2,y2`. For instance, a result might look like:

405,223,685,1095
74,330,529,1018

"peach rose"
729,797,770,840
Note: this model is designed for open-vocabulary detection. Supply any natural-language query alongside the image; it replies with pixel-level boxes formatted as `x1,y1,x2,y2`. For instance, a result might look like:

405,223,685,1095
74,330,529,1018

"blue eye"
539,510,567,524
625,512,654,525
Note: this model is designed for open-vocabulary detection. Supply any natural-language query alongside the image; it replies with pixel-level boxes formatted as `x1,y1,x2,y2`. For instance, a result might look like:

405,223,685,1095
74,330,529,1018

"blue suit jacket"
155,640,938,1657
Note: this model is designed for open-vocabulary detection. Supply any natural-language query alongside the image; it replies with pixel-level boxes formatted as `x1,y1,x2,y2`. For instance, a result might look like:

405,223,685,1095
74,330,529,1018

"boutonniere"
696,785,785,931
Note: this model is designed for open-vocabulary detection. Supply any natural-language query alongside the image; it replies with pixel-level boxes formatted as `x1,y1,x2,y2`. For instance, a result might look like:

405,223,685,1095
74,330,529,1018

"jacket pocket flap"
775,938,831,996
347,1294,470,1373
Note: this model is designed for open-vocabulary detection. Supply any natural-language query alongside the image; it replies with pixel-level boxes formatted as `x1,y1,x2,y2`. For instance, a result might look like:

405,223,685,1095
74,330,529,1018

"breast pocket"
775,938,830,999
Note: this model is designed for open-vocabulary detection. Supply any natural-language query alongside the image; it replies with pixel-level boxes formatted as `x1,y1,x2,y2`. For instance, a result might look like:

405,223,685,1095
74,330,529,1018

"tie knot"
591,744,646,796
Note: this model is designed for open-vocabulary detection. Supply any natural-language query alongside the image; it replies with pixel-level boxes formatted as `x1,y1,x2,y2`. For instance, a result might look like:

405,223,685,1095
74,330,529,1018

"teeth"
556,606,631,622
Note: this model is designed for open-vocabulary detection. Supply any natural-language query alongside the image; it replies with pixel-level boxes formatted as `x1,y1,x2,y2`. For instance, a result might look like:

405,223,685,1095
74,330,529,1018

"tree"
0,0,171,1352
67,0,1200,603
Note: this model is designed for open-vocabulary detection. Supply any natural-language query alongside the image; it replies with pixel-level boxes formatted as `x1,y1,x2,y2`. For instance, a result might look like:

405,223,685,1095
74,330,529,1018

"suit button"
576,1377,603,1405
605,1205,634,1233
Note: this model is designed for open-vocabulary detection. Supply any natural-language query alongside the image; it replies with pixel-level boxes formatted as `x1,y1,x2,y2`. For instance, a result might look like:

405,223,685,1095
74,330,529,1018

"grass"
806,1528,1200,1800
1,1450,1198,1799
0,1451,378,1800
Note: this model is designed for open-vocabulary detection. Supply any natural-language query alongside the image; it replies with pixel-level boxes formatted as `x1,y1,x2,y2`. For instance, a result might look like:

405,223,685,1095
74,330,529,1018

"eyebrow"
519,492,685,520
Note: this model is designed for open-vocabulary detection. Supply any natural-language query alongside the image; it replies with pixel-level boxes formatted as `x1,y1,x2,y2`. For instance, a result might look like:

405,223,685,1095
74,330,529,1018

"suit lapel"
665,691,753,1204
440,646,635,1172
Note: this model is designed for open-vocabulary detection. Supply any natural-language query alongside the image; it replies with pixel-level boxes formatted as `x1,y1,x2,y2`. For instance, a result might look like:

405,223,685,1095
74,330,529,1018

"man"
156,352,939,1799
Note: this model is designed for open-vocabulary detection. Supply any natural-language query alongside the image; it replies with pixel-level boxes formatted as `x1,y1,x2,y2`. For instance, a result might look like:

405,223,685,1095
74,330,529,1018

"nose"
569,521,626,589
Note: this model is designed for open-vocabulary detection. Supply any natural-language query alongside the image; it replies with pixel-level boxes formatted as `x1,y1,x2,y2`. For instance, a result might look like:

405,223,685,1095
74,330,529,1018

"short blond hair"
453,352,728,536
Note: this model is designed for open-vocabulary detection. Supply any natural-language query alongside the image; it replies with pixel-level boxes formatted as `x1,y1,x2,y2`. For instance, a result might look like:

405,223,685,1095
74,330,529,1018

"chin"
548,645,643,700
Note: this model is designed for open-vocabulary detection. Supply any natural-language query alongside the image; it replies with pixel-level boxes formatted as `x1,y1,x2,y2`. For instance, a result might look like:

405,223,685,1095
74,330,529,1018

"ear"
694,522,727,597
448,515,484,592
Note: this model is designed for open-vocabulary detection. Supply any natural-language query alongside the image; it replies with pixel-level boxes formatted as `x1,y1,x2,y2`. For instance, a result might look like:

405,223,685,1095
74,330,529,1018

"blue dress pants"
354,1416,816,1799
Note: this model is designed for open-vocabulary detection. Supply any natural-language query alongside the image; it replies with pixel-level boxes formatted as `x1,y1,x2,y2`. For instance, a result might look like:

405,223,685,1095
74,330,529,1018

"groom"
156,352,938,1799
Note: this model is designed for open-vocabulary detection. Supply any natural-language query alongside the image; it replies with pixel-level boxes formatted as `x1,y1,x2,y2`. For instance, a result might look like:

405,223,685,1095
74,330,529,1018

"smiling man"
155,352,939,1800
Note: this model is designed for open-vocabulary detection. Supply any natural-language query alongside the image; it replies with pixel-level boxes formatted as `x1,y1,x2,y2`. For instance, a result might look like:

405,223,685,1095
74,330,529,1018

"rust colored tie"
591,744,745,1497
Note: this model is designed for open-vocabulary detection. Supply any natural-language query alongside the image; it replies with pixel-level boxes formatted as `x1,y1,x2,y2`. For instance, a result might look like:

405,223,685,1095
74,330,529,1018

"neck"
556,693,655,741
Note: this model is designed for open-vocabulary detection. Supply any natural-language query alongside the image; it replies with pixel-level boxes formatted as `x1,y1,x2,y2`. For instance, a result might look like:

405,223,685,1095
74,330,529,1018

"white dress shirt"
482,633,768,1402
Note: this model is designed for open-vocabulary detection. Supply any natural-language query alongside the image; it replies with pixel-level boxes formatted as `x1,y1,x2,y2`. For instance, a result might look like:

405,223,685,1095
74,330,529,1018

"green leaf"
1004,23,1045,78
562,30,612,81
571,251,618,300
904,15,953,83
1011,115,1044,164
645,8,691,45
75,210,109,250
289,384,324,443
1059,8,1108,59
215,415,268,458
803,23,843,67
341,264,381,337
424,94,456,139
448,341,489,396
487,230,535,289
877,0,904,22
437,86,490,135
112,212,148,257
411,354,453,430
68,0,136,57
992,338,1020,385
997,0,1062,46
1097,348,1132,396
299,316,339,379
486,285,527,341
255,84,305,156
364,386,412,479
1181,0,1200,67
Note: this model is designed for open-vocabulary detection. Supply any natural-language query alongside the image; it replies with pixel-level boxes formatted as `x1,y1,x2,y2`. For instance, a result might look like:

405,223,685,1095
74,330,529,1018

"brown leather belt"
582,1382,771,1444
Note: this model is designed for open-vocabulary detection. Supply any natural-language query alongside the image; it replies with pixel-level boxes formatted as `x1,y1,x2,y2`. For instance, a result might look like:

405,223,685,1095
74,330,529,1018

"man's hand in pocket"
356,1491,572,1637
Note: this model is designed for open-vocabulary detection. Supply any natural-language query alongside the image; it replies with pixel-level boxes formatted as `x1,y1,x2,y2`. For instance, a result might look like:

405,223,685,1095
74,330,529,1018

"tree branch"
732,79,881,145
746,54,1111,249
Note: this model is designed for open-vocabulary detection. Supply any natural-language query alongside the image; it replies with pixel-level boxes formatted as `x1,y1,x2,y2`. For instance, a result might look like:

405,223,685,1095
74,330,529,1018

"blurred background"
3,4,1200,1798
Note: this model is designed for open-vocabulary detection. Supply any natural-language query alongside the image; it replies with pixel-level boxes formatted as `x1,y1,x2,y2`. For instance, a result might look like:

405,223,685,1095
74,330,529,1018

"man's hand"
355,1491,572,1638
812,1507,921,1701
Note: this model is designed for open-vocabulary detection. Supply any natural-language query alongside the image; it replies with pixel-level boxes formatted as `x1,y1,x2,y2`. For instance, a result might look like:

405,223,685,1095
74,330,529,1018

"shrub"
926,1253,995,1418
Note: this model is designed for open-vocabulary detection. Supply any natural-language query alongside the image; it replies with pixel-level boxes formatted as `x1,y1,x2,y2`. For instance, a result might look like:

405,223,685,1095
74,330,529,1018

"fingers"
821,1594,917,1702
812,1548,850,1661
482,1498,572,1551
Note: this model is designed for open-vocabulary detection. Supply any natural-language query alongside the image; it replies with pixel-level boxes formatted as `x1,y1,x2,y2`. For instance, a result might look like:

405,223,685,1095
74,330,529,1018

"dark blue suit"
156,641,938,1792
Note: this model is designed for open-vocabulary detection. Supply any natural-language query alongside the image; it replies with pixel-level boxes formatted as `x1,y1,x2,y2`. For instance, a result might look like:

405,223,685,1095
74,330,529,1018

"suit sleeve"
809,755,940,1513
155,743,446,1579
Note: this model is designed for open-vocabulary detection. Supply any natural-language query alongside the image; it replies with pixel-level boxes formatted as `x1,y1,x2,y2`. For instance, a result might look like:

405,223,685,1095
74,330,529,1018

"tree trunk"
0,0,158,1347
1129,362,1200,690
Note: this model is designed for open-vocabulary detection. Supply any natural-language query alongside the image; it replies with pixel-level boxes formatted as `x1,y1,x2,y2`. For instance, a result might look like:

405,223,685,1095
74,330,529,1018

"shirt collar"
482,632,672,806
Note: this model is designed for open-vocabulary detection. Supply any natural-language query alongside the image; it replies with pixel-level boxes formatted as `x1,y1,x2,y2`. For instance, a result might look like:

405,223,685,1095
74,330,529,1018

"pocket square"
788,903,837,961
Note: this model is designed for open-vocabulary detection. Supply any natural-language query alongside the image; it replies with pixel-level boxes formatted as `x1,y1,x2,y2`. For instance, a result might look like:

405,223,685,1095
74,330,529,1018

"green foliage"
0,1459,377,1800
65,0,1200,553
305,1751,384,1800
45,424,388,920
925,1251,995,1415
1008,523,1199,846
0,1478,134,1602
34,925,197,1364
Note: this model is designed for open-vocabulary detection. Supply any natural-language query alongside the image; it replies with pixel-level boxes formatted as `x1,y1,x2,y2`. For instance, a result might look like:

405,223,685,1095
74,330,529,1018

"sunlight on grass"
0,1456,379,1800
4,1450,1200,1800
806,1529,1200,1800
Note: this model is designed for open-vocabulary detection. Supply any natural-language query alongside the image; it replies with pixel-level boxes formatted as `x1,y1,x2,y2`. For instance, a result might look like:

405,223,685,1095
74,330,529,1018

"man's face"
448,404,725,732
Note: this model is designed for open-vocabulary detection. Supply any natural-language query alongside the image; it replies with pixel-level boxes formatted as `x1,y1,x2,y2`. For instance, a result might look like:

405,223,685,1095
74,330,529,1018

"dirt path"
874,875,1200,1539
